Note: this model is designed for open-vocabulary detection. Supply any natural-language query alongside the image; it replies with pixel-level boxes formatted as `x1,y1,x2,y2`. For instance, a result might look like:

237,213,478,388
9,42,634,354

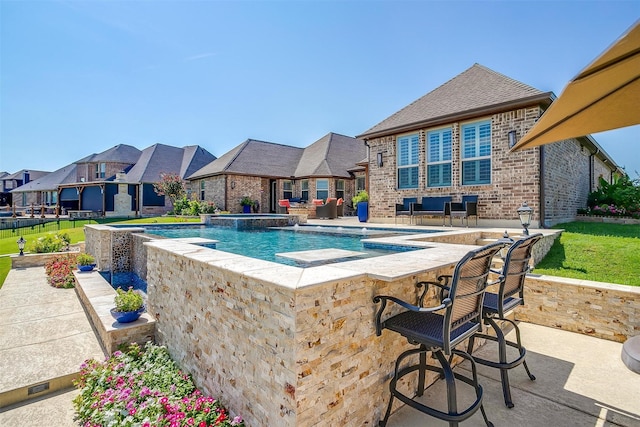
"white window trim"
426,127,452,188
460,120,492,186
397,133,420,189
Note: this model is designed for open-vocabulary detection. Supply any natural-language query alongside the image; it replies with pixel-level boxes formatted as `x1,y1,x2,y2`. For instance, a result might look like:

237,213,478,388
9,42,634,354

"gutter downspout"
539,145,546,229
363,140,371,193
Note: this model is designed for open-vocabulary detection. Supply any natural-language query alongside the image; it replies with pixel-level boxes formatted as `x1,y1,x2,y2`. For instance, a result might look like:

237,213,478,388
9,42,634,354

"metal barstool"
469,233,543,408
374,241,506,427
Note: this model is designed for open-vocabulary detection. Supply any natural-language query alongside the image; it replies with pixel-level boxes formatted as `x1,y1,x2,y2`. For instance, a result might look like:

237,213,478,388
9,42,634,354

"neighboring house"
12,143,216,217
188,132,366,213
8,164,78,211
55,143,215,217
357,64,623,227
0,169,50,208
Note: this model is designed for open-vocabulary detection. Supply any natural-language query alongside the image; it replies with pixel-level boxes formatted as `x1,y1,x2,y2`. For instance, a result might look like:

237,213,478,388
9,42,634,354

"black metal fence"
0,218,98,240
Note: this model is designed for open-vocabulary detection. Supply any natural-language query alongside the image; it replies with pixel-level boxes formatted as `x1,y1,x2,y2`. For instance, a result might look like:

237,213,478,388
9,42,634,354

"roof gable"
10,165,77,192
359,63,549,138
295,133,366,178
123,143,216,183
189,140,304,179
76,144,141,164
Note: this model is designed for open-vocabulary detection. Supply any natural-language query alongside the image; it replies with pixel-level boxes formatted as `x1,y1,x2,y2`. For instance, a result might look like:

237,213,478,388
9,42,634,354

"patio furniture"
336,198,344,217
468,233,543,408
412,196,452,225
395,197,417,224
373,241,506,427
277,199,291,214
448,195,478,227
315,199,337,219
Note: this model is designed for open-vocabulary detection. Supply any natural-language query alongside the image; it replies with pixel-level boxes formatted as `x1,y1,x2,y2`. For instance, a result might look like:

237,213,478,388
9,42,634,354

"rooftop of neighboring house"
10,143,216,193
188,132,366,180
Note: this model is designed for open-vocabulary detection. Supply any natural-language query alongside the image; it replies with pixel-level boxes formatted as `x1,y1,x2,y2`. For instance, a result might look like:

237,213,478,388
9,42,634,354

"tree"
153,173,186,208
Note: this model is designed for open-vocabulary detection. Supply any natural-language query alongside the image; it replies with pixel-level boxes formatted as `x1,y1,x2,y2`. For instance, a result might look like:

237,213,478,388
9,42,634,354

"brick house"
12,143,215,217
357,64,623,227
188,132,366,214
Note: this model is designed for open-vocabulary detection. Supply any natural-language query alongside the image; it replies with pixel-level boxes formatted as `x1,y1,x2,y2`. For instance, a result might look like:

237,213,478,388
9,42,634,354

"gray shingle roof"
188,139,304,179
10,164,78,193
76,144,141,164
294,133,366,178
189,134,366,180
359,64,550,138
3,169,50,181
124,143,216,183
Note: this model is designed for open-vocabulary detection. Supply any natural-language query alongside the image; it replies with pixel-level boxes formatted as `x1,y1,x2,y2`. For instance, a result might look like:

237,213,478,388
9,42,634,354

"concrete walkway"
1,260,639,426
0,266,104,425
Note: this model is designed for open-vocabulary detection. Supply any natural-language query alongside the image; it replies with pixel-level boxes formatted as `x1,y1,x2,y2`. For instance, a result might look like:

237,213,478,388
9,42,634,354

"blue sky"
1,1,639,176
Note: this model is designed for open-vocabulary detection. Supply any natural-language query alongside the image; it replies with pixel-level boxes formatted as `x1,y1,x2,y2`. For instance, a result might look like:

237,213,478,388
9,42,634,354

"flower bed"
73,342,244,427
45,254,77,288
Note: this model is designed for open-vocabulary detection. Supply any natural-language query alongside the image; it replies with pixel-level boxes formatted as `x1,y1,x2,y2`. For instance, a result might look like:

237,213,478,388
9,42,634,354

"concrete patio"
0,217,639,426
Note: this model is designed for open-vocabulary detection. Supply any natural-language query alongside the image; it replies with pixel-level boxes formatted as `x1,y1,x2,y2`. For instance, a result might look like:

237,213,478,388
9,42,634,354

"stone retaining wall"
518,275,640,343
145,240,452,427
74,270,155,354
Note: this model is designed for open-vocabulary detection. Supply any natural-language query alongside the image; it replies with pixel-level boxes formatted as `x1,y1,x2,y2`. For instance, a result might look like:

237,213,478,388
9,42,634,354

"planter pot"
357,202,369,222
77,264,96,272
110,305,146,323
242,205,252,214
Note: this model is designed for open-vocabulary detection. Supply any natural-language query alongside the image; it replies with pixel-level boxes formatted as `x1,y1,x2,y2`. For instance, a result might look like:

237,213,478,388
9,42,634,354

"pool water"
146,225,422,266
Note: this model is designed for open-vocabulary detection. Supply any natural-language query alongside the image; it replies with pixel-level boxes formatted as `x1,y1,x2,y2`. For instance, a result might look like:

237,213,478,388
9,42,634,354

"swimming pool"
145,224,432,266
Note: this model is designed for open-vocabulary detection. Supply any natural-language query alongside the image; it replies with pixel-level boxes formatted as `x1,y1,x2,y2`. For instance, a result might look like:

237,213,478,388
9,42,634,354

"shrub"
44,255,76,288
352,190,369,206
114,287,144,312
29,232,71,253
586,174,640,217
76,253,95,266
73,342,245,427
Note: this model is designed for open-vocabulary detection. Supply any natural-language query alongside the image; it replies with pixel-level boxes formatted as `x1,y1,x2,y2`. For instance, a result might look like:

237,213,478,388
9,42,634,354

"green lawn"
0,216,200,287
534,222,640,286
1,218,638,287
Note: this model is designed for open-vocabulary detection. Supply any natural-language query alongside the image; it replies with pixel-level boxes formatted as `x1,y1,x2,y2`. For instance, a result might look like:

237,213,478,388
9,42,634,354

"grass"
0,216,201,287
534,222,640,286
1,218,638,287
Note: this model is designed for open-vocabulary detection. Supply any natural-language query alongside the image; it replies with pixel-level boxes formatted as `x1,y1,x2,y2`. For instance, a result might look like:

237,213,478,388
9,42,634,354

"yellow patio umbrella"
512,20,640,151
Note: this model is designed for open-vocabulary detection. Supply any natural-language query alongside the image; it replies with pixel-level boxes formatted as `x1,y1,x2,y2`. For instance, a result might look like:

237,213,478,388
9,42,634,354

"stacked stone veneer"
81,224,638,426
144,240,453,427
519,275,640,343
84,224,145,273
74,270,155,354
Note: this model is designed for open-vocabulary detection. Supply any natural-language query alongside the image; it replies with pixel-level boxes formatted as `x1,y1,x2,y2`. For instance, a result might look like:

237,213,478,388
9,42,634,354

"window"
427,128,452,187
301,179,309,201
316,179,328,200
397,134,419,189
95,163,106,179
283,180,293,199
461,121,492,185
200,180,205,201
356,176,365,193
335,180,345,200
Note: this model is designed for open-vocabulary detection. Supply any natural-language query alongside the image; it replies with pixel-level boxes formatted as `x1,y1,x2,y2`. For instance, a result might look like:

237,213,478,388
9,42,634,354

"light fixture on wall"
508,130,517,148
377,152,384,167
230,181,236,189
517,202,533,236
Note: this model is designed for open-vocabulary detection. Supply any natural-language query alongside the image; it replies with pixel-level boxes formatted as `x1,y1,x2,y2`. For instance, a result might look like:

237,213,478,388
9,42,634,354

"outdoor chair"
468,233,543,408
373,241,506,427
448,195,478,227
336,198,344,217
395,197,417,224
315,198,337,219
277,199,290,214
